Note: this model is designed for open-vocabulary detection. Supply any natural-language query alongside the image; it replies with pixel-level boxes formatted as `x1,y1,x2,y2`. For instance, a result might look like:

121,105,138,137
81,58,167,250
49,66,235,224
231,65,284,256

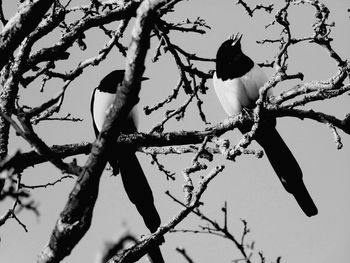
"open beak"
229,32,242,45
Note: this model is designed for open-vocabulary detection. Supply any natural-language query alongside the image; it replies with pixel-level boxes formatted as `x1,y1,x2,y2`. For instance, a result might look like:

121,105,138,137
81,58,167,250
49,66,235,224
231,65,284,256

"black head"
97,69,149,93
215,33,254,80
218,33,242,54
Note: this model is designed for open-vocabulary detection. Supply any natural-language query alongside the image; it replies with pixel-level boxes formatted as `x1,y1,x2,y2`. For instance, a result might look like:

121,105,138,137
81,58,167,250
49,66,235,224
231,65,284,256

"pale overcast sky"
1,1,350,263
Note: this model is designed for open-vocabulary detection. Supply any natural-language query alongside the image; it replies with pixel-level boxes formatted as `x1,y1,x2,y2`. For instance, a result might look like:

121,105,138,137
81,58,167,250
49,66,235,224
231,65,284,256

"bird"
90,69,165,262
213,33,318,217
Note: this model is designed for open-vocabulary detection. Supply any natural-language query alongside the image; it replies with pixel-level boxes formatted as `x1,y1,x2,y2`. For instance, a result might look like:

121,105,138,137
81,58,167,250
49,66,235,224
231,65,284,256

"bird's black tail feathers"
147,245,165,263
253,120,318,217
108,148,165,263
117,151,161,233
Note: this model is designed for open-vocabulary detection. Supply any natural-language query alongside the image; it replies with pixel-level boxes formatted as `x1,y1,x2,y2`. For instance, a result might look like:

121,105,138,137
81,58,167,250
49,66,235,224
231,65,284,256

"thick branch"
0,0,55,70
0,142,90,174
25,1,141,71
37,1,173,262
268,107,350,135
0,112,240,174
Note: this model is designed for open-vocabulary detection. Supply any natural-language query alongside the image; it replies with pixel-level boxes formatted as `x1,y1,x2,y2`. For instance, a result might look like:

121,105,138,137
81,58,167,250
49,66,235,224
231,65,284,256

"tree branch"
109,165,225,263
37,1,179,262
0,0,55,70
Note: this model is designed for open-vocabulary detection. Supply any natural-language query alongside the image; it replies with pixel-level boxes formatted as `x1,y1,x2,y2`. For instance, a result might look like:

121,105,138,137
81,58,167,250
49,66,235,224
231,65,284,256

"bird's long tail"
254,120,318,217
109,149,165,263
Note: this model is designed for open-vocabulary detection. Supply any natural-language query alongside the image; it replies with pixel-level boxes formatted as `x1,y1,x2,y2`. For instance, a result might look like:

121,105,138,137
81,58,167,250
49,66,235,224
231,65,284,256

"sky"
1,0,350,263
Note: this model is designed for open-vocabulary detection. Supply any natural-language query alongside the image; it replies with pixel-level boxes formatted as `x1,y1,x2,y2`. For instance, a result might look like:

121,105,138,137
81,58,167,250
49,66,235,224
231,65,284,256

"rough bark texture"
0,0,348,262
0,0,54,70
0,0,54,194
37,1,173,262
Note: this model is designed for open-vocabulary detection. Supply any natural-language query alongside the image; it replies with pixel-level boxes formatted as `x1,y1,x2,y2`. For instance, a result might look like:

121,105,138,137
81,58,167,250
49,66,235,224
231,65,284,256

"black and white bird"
90,70,165,262
213,33,318,217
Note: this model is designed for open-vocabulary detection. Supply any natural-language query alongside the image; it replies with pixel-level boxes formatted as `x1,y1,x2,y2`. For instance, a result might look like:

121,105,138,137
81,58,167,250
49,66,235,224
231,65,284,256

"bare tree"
0,0,349,262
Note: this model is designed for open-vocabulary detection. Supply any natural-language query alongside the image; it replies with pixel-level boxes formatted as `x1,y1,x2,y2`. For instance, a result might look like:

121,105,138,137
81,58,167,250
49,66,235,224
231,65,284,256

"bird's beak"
229,32,242,45
236,32,242,43
141,76,149,81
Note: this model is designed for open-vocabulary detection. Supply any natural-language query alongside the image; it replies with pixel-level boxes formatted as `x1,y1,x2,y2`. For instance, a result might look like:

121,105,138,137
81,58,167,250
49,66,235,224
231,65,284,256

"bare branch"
0,142,90,174
176,247,194,263
150,154,176,180
20,175,73,189
236,0,274,17
0,0,55,70
144,78,182,115
0,110,268,175
96,232,138,263
37,1,181,262
169,195,263,263
268,107,350,136
109,165,225,263
272,65,349,105
0,1,348,262
0,109,82,175
25,1,141,70
0,173,38,231
327,123,343,149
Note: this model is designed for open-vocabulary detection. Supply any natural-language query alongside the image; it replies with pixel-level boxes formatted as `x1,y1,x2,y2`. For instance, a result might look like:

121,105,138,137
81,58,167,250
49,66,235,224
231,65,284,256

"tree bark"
0,0,55,70
37,1,175,262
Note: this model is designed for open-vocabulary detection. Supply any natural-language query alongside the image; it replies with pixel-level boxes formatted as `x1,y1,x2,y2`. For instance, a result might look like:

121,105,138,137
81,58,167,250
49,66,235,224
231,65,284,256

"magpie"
213,33,318,217
90,70,165,262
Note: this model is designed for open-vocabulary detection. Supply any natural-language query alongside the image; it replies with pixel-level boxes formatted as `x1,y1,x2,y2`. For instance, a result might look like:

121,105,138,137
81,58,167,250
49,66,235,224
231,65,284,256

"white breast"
240,63,269,103
93,90,116,132
213,64,270,116
213,74,245,116
92,89,138,132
